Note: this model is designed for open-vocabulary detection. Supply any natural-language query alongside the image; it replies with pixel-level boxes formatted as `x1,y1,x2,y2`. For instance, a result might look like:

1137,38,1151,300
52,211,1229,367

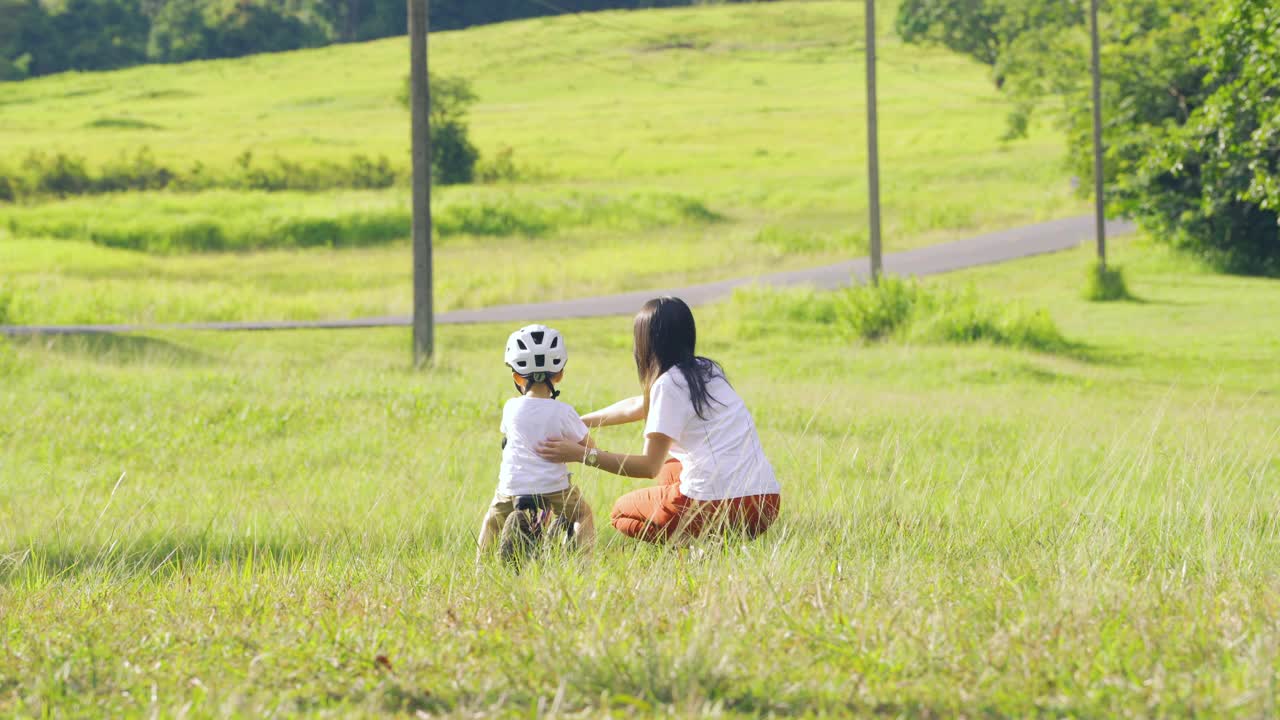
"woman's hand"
537,432,673,480
536,436,588,464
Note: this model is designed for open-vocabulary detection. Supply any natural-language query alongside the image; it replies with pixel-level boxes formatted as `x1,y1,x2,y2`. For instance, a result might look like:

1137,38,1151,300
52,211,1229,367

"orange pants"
610,460,780,543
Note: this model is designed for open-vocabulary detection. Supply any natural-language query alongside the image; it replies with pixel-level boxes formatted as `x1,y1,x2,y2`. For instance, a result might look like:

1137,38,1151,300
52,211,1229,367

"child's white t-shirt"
644,368,780,501
498,396,589,496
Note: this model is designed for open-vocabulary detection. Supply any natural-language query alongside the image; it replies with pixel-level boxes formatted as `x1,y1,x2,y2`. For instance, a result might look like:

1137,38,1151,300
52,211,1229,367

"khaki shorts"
484,485,590,525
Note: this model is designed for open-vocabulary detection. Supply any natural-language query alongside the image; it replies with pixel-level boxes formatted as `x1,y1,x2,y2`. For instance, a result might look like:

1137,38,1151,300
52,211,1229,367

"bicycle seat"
513,495,549,512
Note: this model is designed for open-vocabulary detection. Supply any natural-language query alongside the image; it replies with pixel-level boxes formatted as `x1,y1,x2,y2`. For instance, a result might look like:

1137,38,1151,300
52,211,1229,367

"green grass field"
3,235,1279,715
0,1,1086,325
4,1,1278,715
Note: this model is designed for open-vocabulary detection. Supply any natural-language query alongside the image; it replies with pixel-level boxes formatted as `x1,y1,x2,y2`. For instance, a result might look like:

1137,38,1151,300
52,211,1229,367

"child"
477,324,595,563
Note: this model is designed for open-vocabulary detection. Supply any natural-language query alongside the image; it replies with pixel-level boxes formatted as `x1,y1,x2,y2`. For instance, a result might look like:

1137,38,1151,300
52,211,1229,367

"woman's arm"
537,433,672,480
581,395,645,429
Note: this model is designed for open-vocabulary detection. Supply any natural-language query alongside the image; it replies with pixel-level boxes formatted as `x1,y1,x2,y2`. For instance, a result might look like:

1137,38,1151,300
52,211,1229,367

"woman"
537,297,781,543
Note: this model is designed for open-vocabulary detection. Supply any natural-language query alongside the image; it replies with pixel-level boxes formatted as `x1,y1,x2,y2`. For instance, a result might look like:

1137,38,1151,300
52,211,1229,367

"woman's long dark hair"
633,297,726,420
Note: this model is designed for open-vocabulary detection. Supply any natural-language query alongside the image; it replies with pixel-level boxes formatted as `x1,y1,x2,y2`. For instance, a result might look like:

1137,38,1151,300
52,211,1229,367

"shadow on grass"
14,332,212,365
1047,339,1128,367
0,521,463,587
0,535,310,586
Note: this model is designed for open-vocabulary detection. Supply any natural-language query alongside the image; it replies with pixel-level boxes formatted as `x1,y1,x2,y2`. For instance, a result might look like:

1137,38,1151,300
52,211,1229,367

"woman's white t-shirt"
499,397,589,496
644,367,780,501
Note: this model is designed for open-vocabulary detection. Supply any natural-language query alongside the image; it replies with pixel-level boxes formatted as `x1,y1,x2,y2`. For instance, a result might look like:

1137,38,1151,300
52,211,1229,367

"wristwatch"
585,448,600,467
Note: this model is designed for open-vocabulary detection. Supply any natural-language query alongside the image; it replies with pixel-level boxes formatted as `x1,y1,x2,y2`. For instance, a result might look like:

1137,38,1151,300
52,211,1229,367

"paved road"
0,215,1134,336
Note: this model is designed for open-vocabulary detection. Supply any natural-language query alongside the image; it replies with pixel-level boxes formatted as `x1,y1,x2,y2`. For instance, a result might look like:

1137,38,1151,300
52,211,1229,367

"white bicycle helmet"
504,324,567,397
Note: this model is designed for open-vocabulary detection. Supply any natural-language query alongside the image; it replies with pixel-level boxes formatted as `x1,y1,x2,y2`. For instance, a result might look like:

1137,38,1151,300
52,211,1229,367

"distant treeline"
0,0,752,81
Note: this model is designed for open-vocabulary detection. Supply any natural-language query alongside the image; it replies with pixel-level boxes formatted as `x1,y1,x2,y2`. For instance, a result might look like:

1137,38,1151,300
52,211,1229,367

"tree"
992,0,1277,274
896,0,1004,66
207,0,326,58
0,0,52,80
49,0,150,72
895,0,1084,86
400,73,480,184
1113,0,1279,273
147,0,213,62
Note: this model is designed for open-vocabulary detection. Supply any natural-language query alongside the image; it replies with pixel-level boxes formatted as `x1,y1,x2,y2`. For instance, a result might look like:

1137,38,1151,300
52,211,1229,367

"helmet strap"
516,371,559,399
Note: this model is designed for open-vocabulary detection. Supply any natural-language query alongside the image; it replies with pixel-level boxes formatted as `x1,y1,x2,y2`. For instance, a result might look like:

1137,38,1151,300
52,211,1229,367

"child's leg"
571,496,596,554
476,493,512,562
555,486,596,554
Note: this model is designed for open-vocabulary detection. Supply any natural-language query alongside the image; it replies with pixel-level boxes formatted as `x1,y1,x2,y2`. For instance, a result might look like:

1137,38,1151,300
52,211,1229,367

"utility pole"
1089,0,1106,268
865,0,883,286
408,0,433,365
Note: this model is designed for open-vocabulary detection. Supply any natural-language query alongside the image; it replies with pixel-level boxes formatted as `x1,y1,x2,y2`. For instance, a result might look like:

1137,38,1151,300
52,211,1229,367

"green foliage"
474,146,523,184
730,276,1069,352
1113,0,1280,274
896,0,1006,66
146,0,211,63
0,148,399,201
1,190,719,253
207,1,326,58
399,73,481,185
226,150,399,192
20,151,93,197
1084,261,1133,302
48,0,150,72
434,192,717,238
0,0,47,80
895,0,1083,85
994,0,1278,274
430,120,480,185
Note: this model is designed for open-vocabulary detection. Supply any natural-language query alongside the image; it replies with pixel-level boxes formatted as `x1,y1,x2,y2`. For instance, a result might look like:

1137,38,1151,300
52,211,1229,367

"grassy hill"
0,1,1083,324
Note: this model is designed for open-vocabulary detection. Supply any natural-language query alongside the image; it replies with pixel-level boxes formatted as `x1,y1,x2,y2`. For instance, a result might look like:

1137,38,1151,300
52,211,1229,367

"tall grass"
1084,261,1135,301
0,149,401,202
729,276,1070,351
1,190,719,253
1,268,1278,714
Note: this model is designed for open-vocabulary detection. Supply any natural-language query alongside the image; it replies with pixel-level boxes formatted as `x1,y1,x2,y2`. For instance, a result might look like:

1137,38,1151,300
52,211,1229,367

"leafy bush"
431,121,479,185
475,146,522,184
841,276,919,339
0,148,402,201
1,190,720,253
400,73,481,185
1084,262,1133,302
22,152,93,197
97,148,175,192
226,152,400,192
730,276,1070,352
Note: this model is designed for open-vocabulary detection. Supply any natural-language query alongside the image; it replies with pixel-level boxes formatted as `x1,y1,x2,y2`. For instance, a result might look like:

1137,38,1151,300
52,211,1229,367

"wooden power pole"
865,0,883,286
1089,0,1106,268
408,0,433,365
